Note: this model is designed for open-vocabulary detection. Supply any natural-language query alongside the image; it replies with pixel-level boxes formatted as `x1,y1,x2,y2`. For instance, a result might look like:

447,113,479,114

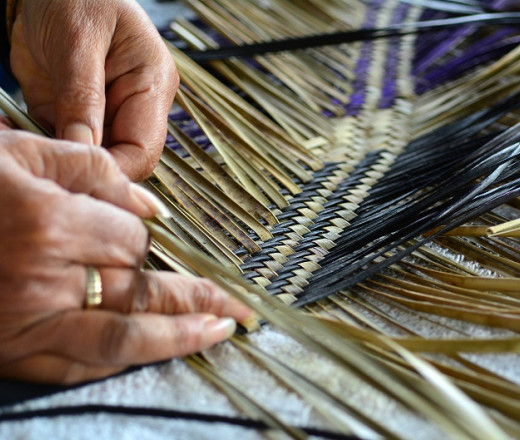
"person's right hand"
0,128,251,384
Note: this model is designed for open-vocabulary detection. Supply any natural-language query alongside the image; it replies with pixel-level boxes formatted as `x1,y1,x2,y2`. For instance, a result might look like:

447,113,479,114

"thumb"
50,36,107,146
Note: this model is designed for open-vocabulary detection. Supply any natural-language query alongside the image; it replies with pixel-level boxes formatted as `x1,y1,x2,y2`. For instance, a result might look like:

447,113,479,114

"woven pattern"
157,0,520,307
3,1,520,438
144,3,520,436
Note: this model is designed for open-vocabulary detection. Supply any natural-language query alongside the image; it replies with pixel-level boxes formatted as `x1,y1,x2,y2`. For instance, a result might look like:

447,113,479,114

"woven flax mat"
2,1,520,439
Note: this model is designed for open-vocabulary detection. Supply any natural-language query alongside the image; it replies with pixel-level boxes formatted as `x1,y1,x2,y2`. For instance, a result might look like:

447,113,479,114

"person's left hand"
10,0,178,181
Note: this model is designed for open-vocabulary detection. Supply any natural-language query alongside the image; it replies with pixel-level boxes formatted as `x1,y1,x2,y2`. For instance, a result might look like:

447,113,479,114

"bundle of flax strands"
3,0,520,438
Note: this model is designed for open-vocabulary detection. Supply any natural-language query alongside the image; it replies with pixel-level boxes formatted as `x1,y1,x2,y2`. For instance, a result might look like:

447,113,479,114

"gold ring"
85,266,103,309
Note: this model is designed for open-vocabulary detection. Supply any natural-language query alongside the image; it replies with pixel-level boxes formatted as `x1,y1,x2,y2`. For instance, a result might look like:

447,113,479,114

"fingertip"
62,123,94,145
202,317,236,348
227,297,255,322
129,183,172,219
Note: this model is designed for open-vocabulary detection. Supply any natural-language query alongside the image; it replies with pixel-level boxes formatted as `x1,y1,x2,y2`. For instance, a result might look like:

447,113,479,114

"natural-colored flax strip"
230,336,400,440
189,0,339,113
156,200,244,270
412,47,520,136
185,355,308,439
322,311,520,387
159,146,272,241
488,218,520,236
412,267,520,294
177,82,311,192
149,244,194,277
364,278,516,312
154,162,260,256
176,77,315,188
409,243,499,276
406,245,520,289
314,310,520,355
415,79,520,136
337,290,520,392
433,236,520,277
168,42,321,171
321,291,520,391
145,220,509,440
356,283,520,332
310,303,520,421
144,179,246,258
377,272,520,308
190,2,354,114
167,120,275,223
359,336,520,424
0,88,49,135
192,52,336,140
373,274,518,314
176,88,295,206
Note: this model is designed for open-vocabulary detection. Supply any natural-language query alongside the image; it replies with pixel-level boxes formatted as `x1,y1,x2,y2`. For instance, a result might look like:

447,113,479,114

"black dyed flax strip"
183,13,520,62
0,405,359,440
318,91,520,260
266,153,386,296
320,93,520,264
239,154,384,295
240,162,344,273
294,102,520,306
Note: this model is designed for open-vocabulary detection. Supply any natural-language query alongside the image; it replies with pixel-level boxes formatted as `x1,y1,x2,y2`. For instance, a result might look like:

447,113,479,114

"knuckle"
129,222,150,265
99,317,139,363
192,278,224,313
58,84,105,109
90,146,120,177
0,131,41,162
104,218,148,267
28,196,65,253
129,271,149,313
172,319,201,354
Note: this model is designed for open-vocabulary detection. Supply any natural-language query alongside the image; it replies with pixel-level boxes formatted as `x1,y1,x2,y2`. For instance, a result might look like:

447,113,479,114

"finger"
55,193,150,267
6,132,170,218
105,57,178,181
0,115,14,130
96,268,252,322
102,4,178,181
0,354,123,385
45,17,111,146
41,311,236,366
9,13,56,134
106,67,177,181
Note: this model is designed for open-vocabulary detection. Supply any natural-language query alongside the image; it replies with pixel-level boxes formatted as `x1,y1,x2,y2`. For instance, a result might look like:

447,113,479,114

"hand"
0,129,250,384
10,0,178,181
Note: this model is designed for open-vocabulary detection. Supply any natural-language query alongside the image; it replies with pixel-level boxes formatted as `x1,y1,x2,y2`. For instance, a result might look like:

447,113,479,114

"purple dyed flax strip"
345,0,384,115
416,27,518,93
412,11,448,63
413,25,475,75
380,2,410,109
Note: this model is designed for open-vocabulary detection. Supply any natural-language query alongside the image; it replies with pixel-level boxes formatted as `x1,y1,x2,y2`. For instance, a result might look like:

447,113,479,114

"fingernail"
203,317,236,346
63,123,94,145
130,184,172,218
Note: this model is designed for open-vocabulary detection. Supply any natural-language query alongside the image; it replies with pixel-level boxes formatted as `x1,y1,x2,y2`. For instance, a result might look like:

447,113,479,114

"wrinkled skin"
10,0,179,181
0,123,251,384
0,1,251,384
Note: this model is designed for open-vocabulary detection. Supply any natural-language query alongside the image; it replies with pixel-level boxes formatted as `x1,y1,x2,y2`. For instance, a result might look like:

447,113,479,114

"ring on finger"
85,266,103,309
